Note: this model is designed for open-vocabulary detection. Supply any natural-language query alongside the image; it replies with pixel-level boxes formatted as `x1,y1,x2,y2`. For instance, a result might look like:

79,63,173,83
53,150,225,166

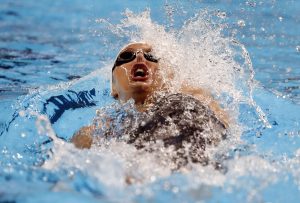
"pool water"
1,0,300,202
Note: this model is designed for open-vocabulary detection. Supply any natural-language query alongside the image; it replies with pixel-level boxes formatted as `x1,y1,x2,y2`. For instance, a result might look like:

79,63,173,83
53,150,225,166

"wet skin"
72,42,229,149
111,43,163,108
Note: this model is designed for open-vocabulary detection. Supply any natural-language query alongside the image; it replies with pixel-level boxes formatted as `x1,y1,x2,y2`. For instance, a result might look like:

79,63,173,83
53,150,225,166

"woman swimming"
71,42,229,167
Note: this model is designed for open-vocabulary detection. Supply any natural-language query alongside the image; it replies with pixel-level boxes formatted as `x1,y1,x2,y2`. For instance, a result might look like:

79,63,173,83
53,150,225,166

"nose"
136,50,145,63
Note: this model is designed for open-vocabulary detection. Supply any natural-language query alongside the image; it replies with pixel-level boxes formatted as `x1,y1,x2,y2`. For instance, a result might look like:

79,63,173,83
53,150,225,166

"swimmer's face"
111,43,163,103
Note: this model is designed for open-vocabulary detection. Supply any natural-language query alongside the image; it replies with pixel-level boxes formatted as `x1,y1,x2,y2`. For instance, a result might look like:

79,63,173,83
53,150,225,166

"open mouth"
131,64,149,81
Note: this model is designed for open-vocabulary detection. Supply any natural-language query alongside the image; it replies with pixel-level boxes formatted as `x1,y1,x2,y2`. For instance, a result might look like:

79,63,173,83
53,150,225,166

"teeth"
133,67,147,78
136,68,144,73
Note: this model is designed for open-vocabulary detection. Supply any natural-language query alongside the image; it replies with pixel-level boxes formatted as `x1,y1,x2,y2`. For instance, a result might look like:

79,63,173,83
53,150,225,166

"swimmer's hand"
71,126,94,149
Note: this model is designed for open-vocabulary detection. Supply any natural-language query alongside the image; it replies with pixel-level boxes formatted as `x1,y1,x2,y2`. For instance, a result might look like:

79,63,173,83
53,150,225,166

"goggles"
112,49,159,71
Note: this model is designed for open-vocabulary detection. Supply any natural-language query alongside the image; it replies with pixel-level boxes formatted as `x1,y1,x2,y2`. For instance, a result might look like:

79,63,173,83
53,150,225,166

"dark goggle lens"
144,52,159,63
113,51,159,71
118,51,135,61
114,51,135,68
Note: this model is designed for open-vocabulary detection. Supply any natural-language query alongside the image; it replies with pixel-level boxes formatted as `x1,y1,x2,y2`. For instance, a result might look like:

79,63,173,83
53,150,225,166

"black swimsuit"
94,93,227,167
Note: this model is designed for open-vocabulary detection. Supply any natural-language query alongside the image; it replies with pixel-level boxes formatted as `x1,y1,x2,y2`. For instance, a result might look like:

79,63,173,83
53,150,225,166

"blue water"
1,0,300,202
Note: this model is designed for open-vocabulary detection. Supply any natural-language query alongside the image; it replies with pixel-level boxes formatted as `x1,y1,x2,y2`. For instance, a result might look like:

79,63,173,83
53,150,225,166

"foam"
31,8,283,202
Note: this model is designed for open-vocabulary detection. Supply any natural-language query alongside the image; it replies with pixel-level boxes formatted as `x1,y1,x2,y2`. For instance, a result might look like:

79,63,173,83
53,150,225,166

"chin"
129,78,153,89
129,82,155,100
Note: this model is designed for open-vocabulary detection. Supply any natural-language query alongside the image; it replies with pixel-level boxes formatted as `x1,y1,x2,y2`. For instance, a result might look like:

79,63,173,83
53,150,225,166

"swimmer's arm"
71,115,112,149
71,126,94,149
180,85,229,128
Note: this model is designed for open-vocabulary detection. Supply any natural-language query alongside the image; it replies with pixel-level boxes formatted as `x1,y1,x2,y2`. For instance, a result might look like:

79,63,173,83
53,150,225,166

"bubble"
296,46,300,53
164,181,171,190
246,1,257,7
237,20,246,27
150,175,156,182
172,186,179,193
286,67,292,73
2,147,8,154
16,153,23,159
216,11,227,19
19,110,26,117
268,34,276,41
278,16,283,22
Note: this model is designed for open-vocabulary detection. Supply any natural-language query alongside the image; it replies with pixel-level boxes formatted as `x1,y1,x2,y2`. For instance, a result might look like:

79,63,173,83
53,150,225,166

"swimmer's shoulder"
179,84,230,128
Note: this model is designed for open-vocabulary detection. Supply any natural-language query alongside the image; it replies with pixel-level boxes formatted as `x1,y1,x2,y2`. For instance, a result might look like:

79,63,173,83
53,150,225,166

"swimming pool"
1,0,300,202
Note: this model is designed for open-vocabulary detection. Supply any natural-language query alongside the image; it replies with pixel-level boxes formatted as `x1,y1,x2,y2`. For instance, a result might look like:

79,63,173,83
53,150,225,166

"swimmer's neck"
134,96,155,112
132,90,168,112
120,89,170,112
117,92,154,112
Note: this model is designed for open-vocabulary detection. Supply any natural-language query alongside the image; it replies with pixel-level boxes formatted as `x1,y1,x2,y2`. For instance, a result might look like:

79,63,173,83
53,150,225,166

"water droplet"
268,34,276,41
2,148,8,154
237,20,246,27
16,153,23,159
286,67,292,73
246,1,256,7
164,181,171,190
69,170,74,176
150,175,156,182
216,11,227,19
19,110,26,117
172,186,179,193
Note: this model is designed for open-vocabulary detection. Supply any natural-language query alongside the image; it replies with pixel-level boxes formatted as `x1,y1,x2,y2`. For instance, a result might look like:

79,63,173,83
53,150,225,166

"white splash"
20,8,283,202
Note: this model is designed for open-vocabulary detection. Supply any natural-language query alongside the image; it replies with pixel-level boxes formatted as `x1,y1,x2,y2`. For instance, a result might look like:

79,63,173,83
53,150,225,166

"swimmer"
71,42,229,167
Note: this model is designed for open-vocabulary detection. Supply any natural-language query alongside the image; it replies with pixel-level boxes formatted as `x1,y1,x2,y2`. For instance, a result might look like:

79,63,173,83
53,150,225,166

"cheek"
114,69,130,89
148,63,159,75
